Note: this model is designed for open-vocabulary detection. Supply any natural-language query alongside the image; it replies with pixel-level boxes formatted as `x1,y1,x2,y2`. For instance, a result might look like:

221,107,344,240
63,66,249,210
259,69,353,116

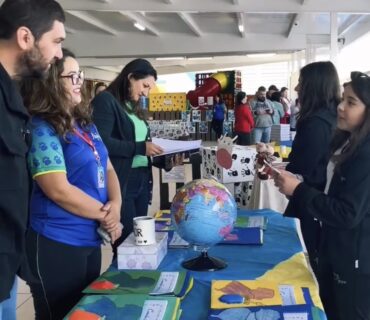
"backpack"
213,103,225,121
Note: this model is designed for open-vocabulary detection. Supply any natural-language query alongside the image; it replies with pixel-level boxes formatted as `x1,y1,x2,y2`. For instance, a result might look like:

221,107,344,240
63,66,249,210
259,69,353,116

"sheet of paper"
139,300,168,320
283,313,308,320
246,216,266,228
150,272,179,295
152,138,201,156
279,285,297,305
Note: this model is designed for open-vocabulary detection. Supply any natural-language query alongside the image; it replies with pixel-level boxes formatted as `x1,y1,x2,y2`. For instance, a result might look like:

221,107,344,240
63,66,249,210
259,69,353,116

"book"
211,280,306,309
84,270,193,299
235,216,268,229
208,304,322,320
64,294,181,320
152,138,202,156
220,227,263,245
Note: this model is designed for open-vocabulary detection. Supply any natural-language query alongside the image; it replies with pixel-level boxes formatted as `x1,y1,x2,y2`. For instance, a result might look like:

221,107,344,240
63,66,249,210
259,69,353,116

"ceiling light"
133,22,146,31
188,57,213,61
246,53,276,58
155,57,185,61
238,24,244,33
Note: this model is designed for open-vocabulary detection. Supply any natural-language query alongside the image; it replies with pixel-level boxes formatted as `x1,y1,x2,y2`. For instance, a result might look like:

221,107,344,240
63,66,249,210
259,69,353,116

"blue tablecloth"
112,209,325,319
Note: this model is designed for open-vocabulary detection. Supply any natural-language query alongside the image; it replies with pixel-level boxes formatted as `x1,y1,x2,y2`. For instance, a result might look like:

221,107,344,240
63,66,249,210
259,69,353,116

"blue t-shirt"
28,117,109,247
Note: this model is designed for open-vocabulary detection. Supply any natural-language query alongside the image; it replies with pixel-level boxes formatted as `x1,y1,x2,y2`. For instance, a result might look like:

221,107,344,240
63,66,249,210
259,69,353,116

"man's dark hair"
257,86,266,92
268,84,278,91
0,0,65,41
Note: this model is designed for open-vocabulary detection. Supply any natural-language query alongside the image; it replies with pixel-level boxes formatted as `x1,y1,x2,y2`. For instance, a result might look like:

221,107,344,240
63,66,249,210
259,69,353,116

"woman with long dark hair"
92,59,163,257
274,71,370,320
284,61,341,274
22,49,122,319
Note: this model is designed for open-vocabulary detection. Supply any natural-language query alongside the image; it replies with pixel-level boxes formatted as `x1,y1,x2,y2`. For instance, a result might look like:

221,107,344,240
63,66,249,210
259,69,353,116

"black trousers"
26,229,101,320
317,256,370,320
212,119,224,139
112,167,151,258
234,131,252,146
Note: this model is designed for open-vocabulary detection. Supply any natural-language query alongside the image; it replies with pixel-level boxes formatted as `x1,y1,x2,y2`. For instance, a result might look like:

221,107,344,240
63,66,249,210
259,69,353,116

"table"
112,209,326,319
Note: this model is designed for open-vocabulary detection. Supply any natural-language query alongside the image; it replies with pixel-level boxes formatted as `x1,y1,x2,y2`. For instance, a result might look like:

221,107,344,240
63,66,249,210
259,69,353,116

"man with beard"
0,0,65,318
250,86,274,143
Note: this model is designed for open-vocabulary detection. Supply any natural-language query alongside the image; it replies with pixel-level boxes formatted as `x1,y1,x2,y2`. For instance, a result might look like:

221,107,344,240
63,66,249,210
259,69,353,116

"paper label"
283,313,308,320
246,216,265,228
150,272,179,295
279,285,297,305
139,300,168,320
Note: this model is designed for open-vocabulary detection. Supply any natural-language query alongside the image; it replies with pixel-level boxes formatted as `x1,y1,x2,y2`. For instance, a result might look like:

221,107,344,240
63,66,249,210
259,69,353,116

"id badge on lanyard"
75,129,105,189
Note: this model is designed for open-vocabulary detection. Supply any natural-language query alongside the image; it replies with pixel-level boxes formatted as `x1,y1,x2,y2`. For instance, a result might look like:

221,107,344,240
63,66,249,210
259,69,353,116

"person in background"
234,91,254,145
212,93,227,139
0,0,65,318
284,61,341,275
250,86,274,143
290,98,300,140
92,58,163,258
94,81,107,96
280,87,292,124
270,91,285,125
274,71,370,320
267,84,278,100
22,49,122,319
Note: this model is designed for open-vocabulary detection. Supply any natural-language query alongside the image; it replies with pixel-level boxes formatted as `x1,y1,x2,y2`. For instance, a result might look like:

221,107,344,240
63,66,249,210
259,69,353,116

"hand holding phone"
263,159,281,175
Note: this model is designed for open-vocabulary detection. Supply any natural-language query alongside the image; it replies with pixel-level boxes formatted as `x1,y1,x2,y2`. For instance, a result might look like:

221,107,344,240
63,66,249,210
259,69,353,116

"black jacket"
291,135,370,273
91,91,152,197
0,63,30,301
286,107,337,191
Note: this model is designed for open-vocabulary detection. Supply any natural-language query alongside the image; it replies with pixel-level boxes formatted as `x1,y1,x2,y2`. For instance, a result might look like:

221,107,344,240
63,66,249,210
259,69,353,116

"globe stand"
182,248,227,271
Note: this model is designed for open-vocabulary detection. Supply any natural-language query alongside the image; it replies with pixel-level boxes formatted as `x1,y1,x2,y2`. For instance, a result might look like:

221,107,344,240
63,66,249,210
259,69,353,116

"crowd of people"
1,1,370,320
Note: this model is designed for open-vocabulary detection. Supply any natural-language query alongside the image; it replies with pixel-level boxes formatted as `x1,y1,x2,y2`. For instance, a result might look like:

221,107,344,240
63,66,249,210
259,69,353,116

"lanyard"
73,128,101,164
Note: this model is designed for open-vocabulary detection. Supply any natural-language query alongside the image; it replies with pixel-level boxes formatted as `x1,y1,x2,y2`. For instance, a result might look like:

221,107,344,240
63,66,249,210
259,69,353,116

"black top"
285,107,337,217
0,63,30,301
291,135,370,273
91,91,151,196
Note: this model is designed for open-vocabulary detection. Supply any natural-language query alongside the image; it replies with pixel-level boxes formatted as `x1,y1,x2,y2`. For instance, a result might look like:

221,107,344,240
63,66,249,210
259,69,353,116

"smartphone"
263,159,281,175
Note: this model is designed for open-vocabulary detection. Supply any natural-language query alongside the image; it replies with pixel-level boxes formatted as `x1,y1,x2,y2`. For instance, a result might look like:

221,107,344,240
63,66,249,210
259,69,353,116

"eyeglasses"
351,71,369,81
60,70,84,85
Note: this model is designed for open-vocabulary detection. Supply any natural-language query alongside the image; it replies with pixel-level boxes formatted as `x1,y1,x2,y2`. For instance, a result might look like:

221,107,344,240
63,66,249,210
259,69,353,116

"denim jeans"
0,277,17,320
253,126,271,143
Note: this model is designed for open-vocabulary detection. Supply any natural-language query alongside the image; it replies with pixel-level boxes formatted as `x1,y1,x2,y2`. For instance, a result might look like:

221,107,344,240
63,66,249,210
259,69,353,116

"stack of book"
64,270,193,320
271,124,291,142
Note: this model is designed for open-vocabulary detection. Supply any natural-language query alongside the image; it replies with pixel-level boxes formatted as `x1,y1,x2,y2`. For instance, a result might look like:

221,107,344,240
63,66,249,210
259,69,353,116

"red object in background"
187,77,222,109
216,148,233,169
68,309,102,320
89,279,118,290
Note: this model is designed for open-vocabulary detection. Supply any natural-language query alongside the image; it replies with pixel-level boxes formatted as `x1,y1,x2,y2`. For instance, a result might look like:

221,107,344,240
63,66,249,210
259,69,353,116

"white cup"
133,216,156,246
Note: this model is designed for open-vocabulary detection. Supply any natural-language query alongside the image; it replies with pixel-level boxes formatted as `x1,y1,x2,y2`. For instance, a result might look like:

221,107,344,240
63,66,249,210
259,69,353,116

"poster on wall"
181,111,190,122
228,110,235,122
192,110,201,122
187,122,196,134
205,110,213,122
223,121,232,137
199,122,208,134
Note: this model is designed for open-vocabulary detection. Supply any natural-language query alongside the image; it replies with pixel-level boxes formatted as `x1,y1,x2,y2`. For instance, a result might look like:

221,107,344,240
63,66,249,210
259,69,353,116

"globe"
170,179,237,271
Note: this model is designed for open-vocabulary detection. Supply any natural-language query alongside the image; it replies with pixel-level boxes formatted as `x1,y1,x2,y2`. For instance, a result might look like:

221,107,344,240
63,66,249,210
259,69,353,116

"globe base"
182,251,227,271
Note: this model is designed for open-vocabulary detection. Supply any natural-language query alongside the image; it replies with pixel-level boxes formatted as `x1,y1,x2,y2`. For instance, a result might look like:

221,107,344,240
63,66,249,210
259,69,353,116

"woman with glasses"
92,58,163,259
21,48,122,319
283,61,341,275
274,71,370,319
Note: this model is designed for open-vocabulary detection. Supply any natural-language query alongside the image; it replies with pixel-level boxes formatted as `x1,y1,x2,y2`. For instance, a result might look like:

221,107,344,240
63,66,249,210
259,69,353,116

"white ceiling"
40,0,370,77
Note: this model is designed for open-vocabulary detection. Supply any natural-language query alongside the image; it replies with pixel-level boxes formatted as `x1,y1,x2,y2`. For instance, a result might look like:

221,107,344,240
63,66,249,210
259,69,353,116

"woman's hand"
145,142,164,156
109,223,123,244
99,201,120,229
272,169,301,196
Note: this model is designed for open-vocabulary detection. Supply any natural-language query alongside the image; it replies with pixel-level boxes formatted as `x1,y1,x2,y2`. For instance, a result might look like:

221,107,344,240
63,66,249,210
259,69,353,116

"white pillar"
330,12,339,66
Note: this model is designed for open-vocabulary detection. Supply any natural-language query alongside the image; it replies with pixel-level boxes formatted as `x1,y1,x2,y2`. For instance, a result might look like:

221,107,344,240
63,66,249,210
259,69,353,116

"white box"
117,232,168,270
201,146,257,183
